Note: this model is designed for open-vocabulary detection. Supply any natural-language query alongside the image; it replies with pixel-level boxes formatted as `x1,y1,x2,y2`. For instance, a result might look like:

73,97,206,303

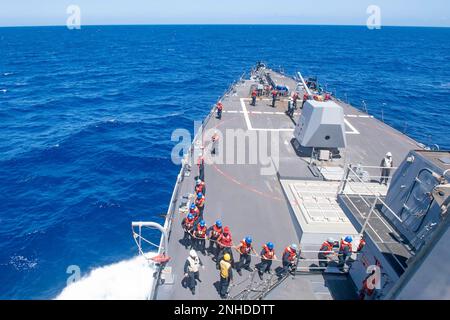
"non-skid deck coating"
155,69,424,300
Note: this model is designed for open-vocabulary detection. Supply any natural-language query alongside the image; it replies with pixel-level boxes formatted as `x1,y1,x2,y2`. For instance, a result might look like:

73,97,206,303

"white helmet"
196,179,202,185
189,249,197,258
386,152,392,157
327,237,335,243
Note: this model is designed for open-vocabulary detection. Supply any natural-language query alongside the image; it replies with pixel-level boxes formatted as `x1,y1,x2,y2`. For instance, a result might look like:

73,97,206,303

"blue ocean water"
0,25,449,299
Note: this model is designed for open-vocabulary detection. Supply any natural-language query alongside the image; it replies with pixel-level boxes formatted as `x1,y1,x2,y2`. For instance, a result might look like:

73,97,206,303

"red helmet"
224,226,230,233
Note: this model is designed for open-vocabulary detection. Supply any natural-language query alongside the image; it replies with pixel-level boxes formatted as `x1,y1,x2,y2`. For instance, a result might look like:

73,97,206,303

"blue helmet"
215,220,222,228
187,213,194,220
245,236,252,244
345,236,353,243
199,220,205,227
197,192,203,199
267,242,274,250
190,203,196,210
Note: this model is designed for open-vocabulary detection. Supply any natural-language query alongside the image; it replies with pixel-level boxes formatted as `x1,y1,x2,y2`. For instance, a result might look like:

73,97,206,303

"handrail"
339,164,407,273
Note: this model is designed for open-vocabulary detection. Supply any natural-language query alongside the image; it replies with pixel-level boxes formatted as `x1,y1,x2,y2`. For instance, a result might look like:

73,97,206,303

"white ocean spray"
56,254,157,300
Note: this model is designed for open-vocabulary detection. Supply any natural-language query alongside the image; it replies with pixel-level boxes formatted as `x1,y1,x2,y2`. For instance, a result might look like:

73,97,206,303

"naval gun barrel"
297,71,312,96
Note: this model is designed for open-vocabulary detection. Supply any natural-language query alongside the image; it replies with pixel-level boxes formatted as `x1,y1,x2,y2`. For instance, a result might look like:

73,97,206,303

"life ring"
150,254,171,264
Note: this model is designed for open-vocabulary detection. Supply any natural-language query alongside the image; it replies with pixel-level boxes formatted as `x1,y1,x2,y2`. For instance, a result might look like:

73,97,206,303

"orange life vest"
210,225,222,239
189,206,199,216
195,182,205,194
183,217,194,231
217,103,223,110
218,232,232,247
320,241,333,255
195,196,205,207
284,247,297,261
195,225,207,238
262,245,275,260
239,240,252,255
339,240,353,253
357,239,366,252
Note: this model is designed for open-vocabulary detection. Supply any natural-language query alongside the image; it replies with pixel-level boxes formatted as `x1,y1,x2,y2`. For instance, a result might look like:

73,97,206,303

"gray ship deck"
154,69,424,300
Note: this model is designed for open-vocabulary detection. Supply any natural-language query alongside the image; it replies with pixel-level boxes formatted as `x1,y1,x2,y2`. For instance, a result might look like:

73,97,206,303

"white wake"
56,254,157,300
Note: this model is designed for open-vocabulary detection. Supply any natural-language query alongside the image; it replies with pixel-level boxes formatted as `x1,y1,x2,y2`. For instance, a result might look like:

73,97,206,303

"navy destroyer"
131,63,450,300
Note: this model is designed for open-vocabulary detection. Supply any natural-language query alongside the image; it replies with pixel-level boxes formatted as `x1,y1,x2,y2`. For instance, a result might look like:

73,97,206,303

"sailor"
195,178,206,195
216,226,234,268
234,236,257,276
292,92,299,109
380,152,393,185
216,101,223,120
338,236,353,271
301,92,309,109
271,89,278,107
279,244,299,278
251,89,257,106
197,155,205,181
287,97,294,117
219,253,233,299
318,238,336,269
258,242,276,280
211,131,219,155
207,220,223,258
193,220,208,255
257,83,264,96
183,249,204,295
195,192,205,221
189,203,200,222
181,213,195,249
357,236,366,252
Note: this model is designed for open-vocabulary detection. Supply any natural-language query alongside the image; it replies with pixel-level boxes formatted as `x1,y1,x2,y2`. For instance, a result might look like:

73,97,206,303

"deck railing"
338,164,407,273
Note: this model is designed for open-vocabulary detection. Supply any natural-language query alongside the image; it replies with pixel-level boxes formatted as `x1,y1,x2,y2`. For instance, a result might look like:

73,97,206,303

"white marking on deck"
240,98,253,130
344,119,360,135
240,98,294,131
239,98,361,134
344,114,374,118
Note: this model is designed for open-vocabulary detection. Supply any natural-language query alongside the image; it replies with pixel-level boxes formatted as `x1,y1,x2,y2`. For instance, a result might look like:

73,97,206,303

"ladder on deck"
228,271,291,300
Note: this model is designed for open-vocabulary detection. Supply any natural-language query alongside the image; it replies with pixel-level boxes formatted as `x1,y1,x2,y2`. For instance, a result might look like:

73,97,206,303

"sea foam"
56,254,157,300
